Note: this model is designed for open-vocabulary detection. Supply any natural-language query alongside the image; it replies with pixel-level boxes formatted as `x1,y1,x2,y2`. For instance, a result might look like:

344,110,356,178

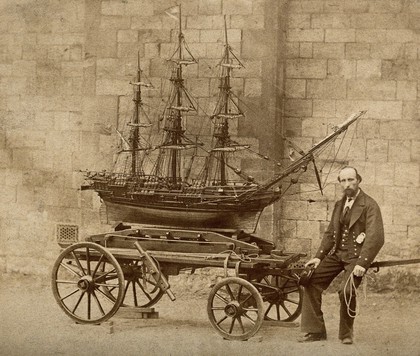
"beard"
344,188,357,197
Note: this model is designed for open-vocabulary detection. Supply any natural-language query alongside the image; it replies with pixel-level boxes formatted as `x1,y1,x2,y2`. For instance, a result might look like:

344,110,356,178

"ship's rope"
343,273,360,318
85,28,361,199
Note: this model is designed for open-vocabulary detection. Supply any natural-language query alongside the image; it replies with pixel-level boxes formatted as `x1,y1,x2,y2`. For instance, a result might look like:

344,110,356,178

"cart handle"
134,241,176,301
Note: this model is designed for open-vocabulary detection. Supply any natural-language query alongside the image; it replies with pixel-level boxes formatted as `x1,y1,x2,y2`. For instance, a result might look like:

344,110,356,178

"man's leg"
301,254,343,335
338,261,363,340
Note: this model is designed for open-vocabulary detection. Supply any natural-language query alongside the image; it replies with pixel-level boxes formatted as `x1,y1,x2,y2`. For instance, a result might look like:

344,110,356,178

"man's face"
338,168,360,197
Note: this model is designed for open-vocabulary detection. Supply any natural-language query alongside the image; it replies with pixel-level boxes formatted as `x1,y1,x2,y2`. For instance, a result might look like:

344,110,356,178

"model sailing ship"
82,12,365,231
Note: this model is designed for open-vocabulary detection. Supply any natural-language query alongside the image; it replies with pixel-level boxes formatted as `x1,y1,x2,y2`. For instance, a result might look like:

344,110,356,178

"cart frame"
51,223,306,340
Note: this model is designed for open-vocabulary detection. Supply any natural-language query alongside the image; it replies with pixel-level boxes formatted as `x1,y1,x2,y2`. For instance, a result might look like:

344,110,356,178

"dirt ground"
0,273,419,356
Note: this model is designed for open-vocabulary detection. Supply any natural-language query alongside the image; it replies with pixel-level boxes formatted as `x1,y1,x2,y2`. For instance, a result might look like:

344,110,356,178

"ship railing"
124,175,185,191
106,173,129,187
190,179,257,188
93,182,109,191
95,173,257,192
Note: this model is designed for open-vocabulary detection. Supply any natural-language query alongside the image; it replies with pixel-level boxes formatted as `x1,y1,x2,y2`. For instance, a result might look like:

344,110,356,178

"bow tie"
342,197,353,216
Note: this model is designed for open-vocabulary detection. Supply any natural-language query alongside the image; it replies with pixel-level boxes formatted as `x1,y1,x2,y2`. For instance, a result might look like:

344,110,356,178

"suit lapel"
349,190,365,228
333,198,346,236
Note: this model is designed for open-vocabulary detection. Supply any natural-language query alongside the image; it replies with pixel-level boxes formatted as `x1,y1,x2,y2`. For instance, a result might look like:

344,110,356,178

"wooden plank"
115,307,159,319
88,226,261,254
105,247,289,270
91,235,236,254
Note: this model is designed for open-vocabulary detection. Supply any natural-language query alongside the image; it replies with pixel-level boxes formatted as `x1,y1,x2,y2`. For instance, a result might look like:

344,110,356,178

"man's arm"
356,199,385,271
314,202,339,262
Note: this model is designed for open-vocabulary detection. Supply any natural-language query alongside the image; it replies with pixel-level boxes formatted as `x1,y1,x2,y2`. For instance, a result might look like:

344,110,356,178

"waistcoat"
338,207,352,251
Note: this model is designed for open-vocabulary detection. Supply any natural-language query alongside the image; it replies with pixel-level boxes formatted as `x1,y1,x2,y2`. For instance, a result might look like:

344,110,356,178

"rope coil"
343,273,360,318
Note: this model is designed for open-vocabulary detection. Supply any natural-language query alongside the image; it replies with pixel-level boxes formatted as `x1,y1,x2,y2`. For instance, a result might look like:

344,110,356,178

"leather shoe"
341,337,353,345
298,333,327,342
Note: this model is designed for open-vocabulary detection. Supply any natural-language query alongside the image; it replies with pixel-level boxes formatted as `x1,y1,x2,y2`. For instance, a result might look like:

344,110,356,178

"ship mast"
171,5,183,184
131,52,141,174
128,52,152,175
219,21,230,185
155,4,198,187
209,16,245,186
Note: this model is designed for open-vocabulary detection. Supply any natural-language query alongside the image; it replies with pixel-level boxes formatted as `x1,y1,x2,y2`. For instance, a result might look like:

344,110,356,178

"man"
298,166,384,345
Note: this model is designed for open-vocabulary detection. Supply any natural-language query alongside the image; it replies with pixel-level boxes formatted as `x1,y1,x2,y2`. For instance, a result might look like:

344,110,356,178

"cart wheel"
253,273,303,322
103,260,165,308
207,277,264,341
51,242,125,324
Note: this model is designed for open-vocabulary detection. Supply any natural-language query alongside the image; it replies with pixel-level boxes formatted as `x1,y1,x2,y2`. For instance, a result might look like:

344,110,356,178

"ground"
0,273,419,356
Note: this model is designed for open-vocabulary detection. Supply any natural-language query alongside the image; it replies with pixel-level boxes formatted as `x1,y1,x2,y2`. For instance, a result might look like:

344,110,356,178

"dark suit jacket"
315,189,385,269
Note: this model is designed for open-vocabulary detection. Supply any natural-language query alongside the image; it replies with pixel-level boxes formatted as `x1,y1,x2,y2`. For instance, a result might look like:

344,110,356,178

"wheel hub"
225,301,242,317
77,275,94,292
266,289,284,303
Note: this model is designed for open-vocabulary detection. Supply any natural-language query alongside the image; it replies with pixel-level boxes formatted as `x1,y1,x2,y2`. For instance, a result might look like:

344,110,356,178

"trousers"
300,252,363,339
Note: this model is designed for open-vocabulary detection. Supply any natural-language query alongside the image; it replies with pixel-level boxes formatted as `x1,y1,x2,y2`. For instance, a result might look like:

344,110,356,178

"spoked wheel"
253,273,303,322
51,242,125,324
103,260,165,308
207,277,264,341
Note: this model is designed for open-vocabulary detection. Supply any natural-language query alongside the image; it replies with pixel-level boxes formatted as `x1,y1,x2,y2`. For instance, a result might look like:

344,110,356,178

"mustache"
344,188,356,194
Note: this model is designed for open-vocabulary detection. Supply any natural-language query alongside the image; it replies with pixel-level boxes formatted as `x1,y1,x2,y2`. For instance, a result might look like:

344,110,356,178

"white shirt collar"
344,189,360,209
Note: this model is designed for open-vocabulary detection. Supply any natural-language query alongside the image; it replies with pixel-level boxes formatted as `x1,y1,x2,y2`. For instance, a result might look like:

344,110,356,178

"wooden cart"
51,224,306,340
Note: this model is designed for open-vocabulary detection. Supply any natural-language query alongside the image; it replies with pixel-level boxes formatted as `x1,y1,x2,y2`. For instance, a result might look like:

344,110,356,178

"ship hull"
103,200,262,231
91,179,281,231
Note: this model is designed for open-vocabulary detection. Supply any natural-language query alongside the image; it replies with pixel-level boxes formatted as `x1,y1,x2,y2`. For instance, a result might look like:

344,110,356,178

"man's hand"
353,265,366,277
305,258,321,269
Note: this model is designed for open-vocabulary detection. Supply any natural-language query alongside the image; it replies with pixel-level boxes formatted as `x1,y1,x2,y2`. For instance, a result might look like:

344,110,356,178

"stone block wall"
0,0,418,287
0,0,281,274
277,0,420,285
